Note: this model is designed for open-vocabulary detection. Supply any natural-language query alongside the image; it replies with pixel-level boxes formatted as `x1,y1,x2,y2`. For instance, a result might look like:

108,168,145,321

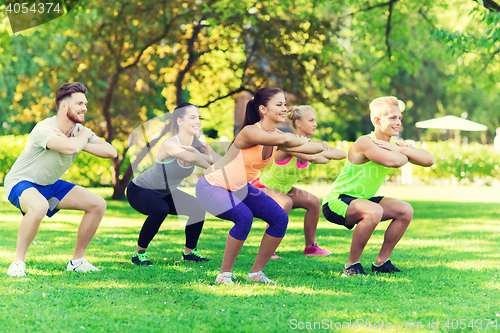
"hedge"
291,140,500,186
2,135,500,187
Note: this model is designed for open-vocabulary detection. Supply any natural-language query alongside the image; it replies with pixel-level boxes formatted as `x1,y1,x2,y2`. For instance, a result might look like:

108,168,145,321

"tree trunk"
111,162,134,199
102,72,125,198
110,124,170,199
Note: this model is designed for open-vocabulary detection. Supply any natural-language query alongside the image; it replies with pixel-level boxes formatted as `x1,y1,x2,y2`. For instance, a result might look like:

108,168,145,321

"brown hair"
55,82,87,109
172,103,204,153
236,87,283,134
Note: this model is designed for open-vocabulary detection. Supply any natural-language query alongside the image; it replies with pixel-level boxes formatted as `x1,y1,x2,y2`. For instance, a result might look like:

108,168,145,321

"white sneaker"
67,259,100,272
247,270,274,284
7,261,26,277
215,272,237,285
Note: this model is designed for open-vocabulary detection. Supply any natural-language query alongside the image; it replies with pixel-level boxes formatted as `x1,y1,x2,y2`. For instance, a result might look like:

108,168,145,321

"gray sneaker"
247,271,274,284
215,272,237,284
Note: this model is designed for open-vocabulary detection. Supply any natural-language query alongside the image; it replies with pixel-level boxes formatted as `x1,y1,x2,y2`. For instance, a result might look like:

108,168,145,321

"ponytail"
236,87,283,135
191,135,204,153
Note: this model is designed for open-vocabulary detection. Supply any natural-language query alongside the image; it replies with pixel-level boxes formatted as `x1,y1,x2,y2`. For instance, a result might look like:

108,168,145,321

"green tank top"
260,155,309,193
323,132,395,207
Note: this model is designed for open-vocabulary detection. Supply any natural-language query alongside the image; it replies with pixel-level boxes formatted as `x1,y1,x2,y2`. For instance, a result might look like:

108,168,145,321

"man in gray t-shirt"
6,82,117,277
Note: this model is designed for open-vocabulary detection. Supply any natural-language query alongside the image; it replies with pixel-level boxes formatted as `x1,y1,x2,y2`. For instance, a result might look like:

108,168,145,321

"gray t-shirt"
132,158,195,197
4,116,99,197
132,136,196,197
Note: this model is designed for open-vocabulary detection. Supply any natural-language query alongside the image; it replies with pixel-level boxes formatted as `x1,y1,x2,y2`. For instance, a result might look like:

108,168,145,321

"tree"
3,0,500,199
1,0,355,198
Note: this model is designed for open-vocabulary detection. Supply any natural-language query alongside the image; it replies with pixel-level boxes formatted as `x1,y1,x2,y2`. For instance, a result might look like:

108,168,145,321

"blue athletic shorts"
8,180,76,217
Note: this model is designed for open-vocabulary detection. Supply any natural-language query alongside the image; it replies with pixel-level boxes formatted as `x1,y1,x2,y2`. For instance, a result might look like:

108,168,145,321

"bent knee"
266,213,288,238
312,195,321,207
89,196,107,215
25,201,50,218
151,205,170,218
361,205,384,225
282,197,293,212
304,195,321,211
230,216,254,240
400,202,414,221
267,222,288,238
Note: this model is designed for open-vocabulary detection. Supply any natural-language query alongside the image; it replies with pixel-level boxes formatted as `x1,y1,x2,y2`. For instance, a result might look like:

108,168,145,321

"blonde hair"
369,96,405,126
287,105,316,130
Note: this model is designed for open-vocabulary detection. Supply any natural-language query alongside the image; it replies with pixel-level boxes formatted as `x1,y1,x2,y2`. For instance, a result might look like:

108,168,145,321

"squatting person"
127,103,218,265
322,96,435,276
5,82,117,277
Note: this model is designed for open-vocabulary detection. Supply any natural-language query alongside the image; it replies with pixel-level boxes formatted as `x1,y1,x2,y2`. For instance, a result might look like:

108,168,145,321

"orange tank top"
205,124,277,191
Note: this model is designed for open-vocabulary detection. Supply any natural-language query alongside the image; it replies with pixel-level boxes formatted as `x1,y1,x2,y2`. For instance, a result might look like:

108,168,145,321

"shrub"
409,141,500,185
2,135,499,187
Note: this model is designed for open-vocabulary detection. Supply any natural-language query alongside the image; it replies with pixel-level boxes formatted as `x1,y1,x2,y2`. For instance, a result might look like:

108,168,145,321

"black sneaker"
372,259,402,273
342,262,366,276
132,249,153,266
182,248,211,262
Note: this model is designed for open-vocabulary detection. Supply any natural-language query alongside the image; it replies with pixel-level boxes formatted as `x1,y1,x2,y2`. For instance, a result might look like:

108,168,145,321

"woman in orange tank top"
196,87,323,284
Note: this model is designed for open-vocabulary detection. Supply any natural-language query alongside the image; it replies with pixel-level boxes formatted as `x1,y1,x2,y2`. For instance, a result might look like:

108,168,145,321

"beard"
67,106,84,124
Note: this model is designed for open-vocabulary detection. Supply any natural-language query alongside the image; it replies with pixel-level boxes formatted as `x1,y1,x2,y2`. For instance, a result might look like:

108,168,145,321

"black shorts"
322,194,384,230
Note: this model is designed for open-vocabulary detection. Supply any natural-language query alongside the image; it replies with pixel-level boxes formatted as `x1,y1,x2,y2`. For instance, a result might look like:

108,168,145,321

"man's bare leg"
345,199,384,267
55,186,106,260
375,198,413,265
13,188,50,262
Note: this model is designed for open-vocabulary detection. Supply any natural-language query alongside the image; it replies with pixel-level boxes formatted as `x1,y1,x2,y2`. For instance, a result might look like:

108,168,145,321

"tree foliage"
2,0,500,197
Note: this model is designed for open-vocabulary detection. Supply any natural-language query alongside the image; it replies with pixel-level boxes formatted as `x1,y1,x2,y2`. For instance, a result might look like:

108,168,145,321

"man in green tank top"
322,96,435,276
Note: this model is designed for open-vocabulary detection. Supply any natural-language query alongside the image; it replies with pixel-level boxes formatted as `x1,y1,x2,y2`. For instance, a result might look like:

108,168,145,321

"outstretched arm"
83,139,117,158
280,140,324,154
199,143,222,164
308,147,346,164
236,125,310,149
161,140,212,168
274,141,345,164
286,151,331,164
319,142,346,161
281,144,346,164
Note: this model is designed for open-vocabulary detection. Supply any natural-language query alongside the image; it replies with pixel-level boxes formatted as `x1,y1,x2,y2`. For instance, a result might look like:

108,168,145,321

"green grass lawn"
1,185,500,332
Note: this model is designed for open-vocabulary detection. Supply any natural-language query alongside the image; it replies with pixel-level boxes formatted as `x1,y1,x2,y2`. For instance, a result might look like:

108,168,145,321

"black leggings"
127,182,206,249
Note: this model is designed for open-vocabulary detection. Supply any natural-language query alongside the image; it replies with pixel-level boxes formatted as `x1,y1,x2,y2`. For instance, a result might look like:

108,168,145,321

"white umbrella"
415,115,487,131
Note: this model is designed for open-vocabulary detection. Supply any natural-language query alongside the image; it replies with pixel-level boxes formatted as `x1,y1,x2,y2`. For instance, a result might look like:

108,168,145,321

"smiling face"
375,105,402,137
177,106,201,135
64,92,88,124
260,92,287,124
295,108,317,136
